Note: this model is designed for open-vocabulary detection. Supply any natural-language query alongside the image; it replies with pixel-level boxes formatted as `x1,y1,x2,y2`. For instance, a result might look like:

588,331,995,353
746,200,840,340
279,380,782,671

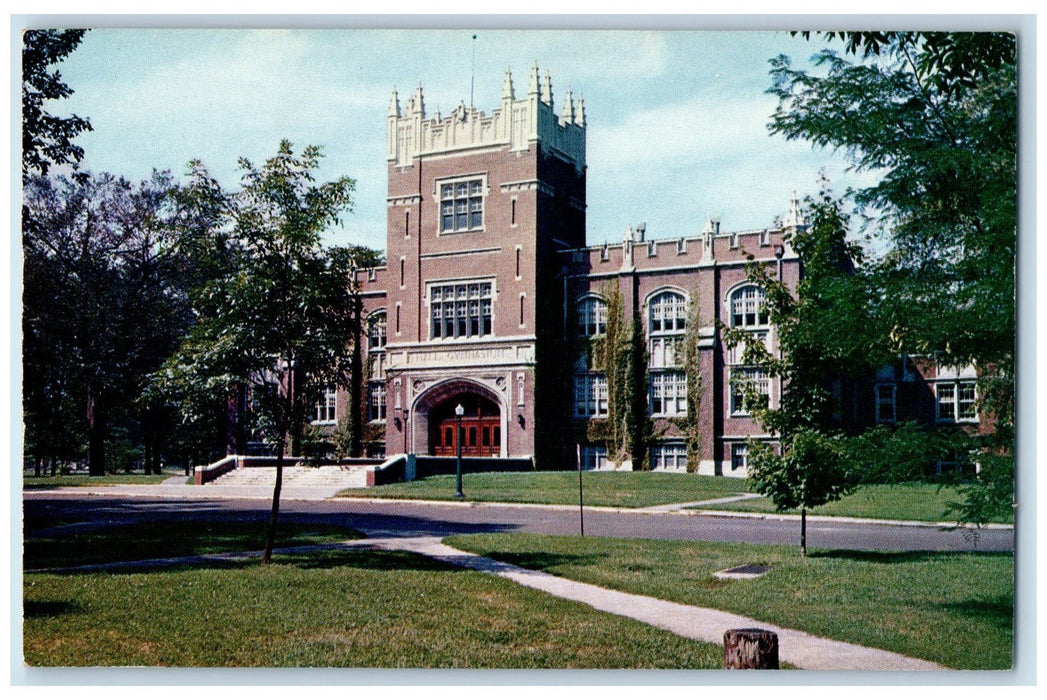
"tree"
723,185,878,555
156,141,365,564
767,32,1017,524
22,29,92,181
23,171,191,476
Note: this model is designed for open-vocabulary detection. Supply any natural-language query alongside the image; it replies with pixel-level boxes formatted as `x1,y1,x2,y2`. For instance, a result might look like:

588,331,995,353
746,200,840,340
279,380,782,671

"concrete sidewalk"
25,532,948,671
356,535,948,672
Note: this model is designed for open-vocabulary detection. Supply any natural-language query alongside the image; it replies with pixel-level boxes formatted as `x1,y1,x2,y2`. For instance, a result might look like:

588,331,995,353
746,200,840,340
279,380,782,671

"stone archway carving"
409,378,508,457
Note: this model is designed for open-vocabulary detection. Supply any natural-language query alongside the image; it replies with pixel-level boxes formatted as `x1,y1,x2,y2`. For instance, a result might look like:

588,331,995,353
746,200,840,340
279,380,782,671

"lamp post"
454,403,465,498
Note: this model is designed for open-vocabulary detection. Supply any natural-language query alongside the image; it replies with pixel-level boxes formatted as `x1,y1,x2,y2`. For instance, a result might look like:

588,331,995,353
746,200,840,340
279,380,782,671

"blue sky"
53,28,879,252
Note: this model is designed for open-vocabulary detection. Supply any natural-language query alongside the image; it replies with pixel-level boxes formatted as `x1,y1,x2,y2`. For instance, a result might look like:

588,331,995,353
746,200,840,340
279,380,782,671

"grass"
23,470,188,489
706,482,1013,524
340,471,749,508
24,520,364,570
342,471,1012,524
446,532,1014,670
23,547,724,668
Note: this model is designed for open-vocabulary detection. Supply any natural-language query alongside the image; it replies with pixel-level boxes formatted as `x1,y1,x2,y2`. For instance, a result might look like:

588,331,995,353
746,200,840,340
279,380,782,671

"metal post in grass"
576,443,585,537
454,403,464,498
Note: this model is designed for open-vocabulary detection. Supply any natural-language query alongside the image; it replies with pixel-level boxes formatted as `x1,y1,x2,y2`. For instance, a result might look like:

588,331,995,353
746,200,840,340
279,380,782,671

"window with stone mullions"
730,367,769,415
430,282,493,339
731,285,769,328
314,385,337,424
649,292,686,370
368,312,387,350
649,292,686,334
440,179,483,233
368,382,386,422
650,371,687,416
574,373,608,417
937,380,977,422
577,297,607,337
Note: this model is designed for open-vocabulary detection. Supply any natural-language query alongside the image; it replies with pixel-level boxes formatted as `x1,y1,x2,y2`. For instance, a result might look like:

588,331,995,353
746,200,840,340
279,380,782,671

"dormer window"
439,177,484,233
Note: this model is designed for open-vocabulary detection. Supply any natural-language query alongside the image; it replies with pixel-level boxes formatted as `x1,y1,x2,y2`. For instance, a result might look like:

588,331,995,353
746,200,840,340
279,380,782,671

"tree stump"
723,628,779,669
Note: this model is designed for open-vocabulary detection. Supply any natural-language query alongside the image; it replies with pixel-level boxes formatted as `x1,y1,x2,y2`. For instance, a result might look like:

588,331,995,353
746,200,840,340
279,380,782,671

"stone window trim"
650,441,687,471
435,173,488,235
313,384,338,425
576,294,608,338
729,366,770,416
874,383,896,423
574,372,609,418
426,279,495,340
646,288,688,335
724,329,769,366
649,370,687,417
367,309,388,351
730,442,748,472
936,379,978,423
368,381,387,423
726,283,770,329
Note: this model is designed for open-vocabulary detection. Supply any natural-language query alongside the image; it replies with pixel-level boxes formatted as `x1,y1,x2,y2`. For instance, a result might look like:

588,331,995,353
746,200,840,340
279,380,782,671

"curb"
333,495,1015,531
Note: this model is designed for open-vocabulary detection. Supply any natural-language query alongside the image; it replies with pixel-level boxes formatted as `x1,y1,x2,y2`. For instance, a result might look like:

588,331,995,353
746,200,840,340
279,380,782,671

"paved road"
23,491,1013,552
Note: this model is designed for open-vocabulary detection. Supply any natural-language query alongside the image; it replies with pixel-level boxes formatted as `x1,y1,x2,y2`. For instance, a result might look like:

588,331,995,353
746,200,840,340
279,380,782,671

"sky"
50,27,882,252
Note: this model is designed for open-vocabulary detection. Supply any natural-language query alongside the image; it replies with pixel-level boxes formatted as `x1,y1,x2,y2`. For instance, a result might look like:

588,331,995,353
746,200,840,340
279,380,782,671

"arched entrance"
429,394,501,457
409,378,506,457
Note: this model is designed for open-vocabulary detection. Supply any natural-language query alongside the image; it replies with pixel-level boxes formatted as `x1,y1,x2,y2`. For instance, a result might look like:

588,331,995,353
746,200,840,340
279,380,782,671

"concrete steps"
210,465,369,490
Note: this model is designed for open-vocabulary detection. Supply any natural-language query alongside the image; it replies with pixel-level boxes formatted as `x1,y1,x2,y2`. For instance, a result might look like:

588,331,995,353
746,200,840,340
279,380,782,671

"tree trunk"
261,436,285,566
723,628,780,669
801,507,807,558
86,385,106,476
34,455,42,478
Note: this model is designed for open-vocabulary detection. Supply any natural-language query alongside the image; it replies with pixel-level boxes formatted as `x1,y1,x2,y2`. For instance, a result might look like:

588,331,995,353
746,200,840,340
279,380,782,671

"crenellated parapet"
387,63,586,171
559,194,806,273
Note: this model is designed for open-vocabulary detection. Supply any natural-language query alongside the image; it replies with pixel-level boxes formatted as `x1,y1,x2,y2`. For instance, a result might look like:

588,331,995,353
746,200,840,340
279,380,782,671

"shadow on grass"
279,547,461,573
28,546,468,578
463,550,602,572
24,600,85,618
807,549,1011,564
940,596,1014,625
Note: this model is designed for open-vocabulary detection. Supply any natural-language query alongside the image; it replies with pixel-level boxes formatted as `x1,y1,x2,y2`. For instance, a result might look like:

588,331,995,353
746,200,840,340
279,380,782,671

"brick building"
324,66,981,477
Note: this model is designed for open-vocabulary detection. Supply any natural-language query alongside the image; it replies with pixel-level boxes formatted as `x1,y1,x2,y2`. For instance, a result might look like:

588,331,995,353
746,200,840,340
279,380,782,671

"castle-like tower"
369,65,586,465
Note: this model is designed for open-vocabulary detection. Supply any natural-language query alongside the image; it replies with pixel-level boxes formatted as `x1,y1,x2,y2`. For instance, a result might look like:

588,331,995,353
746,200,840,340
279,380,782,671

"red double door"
431,396,500,457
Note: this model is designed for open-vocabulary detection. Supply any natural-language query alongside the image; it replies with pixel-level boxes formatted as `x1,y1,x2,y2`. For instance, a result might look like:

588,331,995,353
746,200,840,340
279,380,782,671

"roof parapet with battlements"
557,196,806,273
387,63,586,171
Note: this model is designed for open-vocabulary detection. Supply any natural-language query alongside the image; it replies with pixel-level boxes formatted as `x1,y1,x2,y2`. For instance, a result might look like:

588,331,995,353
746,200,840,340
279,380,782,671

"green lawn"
23,547,723,668
705,482,1013,524
446,533,1014,670
23,470,188,489
24,520,364,571
340,471,1009,524
340,471,749,508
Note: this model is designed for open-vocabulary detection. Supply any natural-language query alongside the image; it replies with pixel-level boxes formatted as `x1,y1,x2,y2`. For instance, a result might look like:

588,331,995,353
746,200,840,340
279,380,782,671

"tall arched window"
648,291,687,416
576,296,607,337
730,285,769,327
649,291,686,334
368,312,387,350
367,312,387,422
648,291,686,369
